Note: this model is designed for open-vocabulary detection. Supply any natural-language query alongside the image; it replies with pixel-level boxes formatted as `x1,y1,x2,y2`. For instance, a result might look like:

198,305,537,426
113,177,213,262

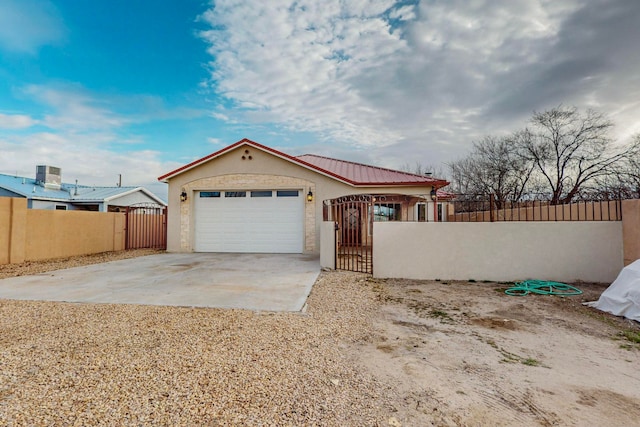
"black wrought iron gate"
324,195,373,274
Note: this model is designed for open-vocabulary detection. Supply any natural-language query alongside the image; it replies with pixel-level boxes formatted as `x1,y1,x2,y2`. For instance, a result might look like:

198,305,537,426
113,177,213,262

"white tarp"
586,259,640,322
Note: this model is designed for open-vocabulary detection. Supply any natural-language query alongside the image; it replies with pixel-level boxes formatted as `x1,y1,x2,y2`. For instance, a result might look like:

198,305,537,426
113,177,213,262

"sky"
1,0,639,200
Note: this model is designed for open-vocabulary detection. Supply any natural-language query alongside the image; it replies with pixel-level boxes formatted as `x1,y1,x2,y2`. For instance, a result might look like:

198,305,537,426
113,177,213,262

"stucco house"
158,138,449,255
0,165,166,212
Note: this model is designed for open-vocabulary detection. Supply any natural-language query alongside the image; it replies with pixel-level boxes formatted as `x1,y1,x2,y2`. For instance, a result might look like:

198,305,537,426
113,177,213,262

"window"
374,203,401,221
417,203,426,222
251,190,272,197
437,203,443,222
277,190,299,197
225,191,246,198
55,205,67,210
200,191,220,198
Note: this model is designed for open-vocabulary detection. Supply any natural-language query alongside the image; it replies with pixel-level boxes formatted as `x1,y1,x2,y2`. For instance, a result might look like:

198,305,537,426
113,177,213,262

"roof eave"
157,138,359,186
103,187,167,206
157,138,450,189
350,180,449,188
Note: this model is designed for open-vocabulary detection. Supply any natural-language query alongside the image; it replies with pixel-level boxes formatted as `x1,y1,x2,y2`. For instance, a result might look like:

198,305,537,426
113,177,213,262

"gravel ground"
0,249,163,280
0,252,393,426
2,251,639,426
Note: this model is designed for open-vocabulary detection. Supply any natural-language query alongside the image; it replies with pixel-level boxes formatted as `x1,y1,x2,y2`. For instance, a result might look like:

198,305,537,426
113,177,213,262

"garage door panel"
194,190,303,253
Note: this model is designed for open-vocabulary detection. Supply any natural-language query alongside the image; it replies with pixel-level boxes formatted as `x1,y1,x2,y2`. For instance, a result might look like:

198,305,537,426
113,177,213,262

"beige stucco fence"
323,200,640,283
1,198,125,265
373,221,623,283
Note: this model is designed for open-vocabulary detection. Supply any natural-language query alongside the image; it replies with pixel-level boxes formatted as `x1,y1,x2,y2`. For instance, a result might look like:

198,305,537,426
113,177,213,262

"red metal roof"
158,138,449,188
295,154,447,186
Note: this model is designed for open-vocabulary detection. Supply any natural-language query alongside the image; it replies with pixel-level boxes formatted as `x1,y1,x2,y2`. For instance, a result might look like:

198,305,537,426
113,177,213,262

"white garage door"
194,190,304,253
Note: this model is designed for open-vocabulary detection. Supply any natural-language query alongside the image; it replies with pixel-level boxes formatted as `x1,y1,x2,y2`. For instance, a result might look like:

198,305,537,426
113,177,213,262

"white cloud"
0,0,66,54
0,113,38,129
198,0,574,155
0,132,171,186
23,85,130,131
199,0,405,147
0,86,185,199
199,0,640,170
210,112,230,121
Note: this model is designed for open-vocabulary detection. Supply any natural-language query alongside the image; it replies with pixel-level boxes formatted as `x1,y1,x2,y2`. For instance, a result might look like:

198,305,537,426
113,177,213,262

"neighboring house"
158,138,450,254
0,165,166,212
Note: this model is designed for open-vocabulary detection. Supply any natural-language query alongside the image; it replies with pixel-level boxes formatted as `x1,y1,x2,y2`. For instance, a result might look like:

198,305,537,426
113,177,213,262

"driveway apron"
0,253,320,311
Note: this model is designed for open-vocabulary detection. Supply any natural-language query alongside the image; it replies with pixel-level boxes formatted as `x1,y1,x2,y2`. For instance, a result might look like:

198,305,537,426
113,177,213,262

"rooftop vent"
36,165,62,190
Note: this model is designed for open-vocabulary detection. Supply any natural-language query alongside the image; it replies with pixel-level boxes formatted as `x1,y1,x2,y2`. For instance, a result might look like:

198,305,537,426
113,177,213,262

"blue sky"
1,0,639,199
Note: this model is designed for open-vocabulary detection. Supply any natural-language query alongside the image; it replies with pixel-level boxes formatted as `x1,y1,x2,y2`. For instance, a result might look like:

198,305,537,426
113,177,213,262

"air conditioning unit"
36,165,62,190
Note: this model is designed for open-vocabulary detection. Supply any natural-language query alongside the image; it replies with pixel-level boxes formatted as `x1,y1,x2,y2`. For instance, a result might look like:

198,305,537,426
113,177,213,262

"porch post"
433,195,438,222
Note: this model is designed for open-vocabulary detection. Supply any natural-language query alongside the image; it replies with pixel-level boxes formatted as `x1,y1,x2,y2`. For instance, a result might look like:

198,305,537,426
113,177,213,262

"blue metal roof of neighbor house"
0,173,166,205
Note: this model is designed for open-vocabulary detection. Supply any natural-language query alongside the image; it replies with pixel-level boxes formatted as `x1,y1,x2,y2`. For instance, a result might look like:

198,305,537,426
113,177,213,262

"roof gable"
158,138,449,188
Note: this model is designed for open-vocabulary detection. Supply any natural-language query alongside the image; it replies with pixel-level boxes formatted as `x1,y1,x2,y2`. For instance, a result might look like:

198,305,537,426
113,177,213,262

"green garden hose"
505,280,583,296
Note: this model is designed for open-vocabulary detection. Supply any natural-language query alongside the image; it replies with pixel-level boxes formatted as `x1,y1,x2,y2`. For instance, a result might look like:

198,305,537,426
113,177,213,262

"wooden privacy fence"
125,203,167,250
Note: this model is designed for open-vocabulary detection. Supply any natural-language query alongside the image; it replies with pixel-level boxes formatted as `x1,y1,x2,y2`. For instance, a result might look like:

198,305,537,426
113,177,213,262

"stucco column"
2,198,27,264
622,199,640,265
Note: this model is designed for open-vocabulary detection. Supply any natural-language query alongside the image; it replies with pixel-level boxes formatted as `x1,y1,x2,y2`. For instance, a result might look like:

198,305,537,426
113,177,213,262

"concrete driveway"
0,253,320,311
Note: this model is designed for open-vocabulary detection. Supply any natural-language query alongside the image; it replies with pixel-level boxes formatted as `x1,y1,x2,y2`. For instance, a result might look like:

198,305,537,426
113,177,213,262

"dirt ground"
360,278,640,426
1,251,640,426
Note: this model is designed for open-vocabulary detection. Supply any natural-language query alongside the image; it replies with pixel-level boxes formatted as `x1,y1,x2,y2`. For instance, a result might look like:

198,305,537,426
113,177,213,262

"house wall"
0,197,125,264
107,191,163,210
31,199,75,210
372,221,623,283
165,144,432,253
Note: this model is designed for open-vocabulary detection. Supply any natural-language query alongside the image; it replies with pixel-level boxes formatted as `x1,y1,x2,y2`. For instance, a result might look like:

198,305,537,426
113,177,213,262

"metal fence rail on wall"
449,195,622,222
125,203,167,249
323,195,373,274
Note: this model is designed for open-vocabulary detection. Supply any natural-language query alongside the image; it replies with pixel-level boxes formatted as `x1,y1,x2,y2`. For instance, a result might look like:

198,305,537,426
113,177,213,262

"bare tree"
399,162,448,180
517,106,640,204
448,135,535,208
588,135,640,199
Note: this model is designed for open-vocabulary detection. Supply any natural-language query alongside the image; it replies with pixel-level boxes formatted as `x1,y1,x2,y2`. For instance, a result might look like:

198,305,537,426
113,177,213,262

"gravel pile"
0,265,393,426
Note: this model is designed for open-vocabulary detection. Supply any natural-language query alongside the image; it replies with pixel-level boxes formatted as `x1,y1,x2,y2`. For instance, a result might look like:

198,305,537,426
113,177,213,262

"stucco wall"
0,198,27,264
373,222,623,283
165,143,433,253
320,221,336,269
622,199,640,265
0,197,125,264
